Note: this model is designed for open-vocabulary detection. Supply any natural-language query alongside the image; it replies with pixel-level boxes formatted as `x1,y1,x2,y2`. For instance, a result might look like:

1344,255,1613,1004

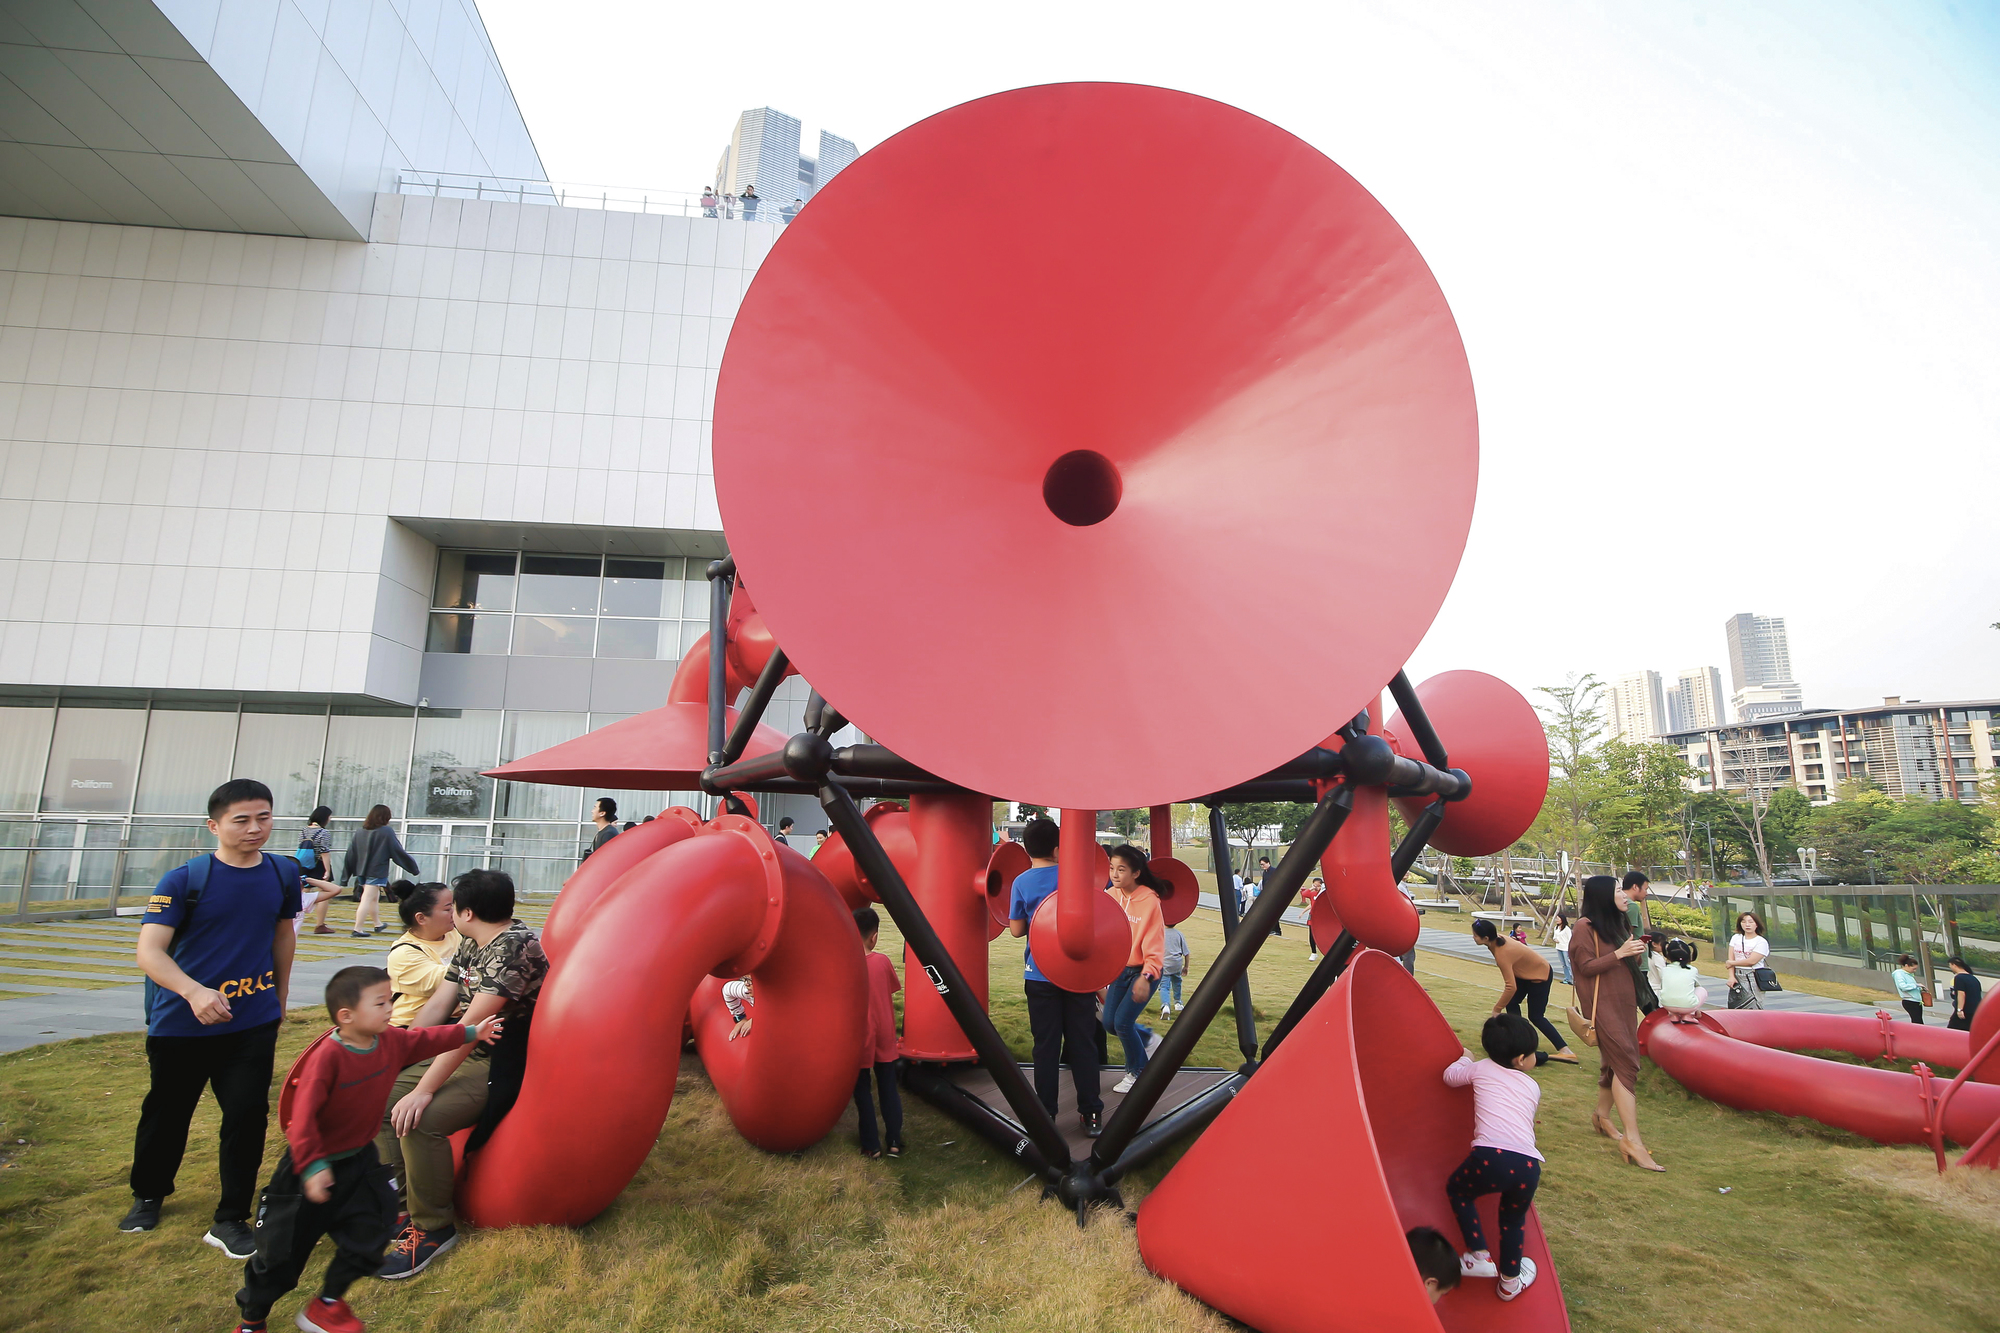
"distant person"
1301,877,1325,961
1622,870,1652,934
1158,923,1190,1015
123,779,303,1258
1571,875,1661,1171
722,190,737,219
700,187,718,217
852,906,904,1158
814,829,830,850
1442,1014,1547,1301
582,797,619,862
231,966,498,1333
782,197,801,224
298,806,337,934
1104,845,1166,1094
1007,818,1103,1136
340,806,419,937
777,817,795,842
741,184,760,220
1726,911,1770,1010
1947,957,1982,1031
1551,913,1574,985
1471,917,1577,1065
1893,954,1929,1024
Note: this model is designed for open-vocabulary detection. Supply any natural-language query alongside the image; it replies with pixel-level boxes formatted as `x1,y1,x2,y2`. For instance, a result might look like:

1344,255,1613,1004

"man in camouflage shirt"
375,870,547,1280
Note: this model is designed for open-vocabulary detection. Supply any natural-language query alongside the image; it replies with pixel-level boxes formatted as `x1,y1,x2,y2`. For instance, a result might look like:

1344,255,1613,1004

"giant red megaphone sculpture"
476,82,1561,1330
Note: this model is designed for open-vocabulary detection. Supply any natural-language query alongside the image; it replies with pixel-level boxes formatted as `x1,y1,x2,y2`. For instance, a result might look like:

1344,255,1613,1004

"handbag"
1755,966,1782,992
1564,927,1602,1047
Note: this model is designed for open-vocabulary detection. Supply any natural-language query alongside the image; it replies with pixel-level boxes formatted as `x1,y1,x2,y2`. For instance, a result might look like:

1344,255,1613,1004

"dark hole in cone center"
1042,450,1122,526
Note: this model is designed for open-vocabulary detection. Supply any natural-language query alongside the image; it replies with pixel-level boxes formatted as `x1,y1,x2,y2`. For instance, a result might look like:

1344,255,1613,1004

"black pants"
854,1061,903,1154
1903,1000,1925,1024
1024,980,1102,1118
130,1019,278,1221
1446,1146,1541,1279
1506,974,1569,1053
237,1145,398,1322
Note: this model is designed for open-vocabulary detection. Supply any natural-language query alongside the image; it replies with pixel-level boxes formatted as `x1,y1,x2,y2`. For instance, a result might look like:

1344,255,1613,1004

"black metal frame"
694,564,1472,1217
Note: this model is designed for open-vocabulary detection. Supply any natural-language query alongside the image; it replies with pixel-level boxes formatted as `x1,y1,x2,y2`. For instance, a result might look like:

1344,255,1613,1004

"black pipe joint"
1339,734,1398,785
783,731,835,783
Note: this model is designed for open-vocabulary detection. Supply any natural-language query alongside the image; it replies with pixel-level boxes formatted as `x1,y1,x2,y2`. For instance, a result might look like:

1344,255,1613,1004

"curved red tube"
1641,1010,2000,1165
1321,785,1419,956
459,820,868,1227
539,809,701,964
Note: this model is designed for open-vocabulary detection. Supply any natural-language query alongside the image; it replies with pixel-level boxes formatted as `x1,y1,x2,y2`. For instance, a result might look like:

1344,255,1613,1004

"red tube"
1057,808,1099,960
459,818,867,1227
1641,1011,2000,1165
540,809,701,964
1149,806,1172,860
1321,785,1418,956
899,792,993,1060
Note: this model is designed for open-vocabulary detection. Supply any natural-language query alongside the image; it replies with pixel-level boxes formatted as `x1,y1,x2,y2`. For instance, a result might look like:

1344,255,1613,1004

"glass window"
0,701,55,812
518,555,602,614
682,563,712,624
320,709,415,820
136,704,239,814
434,550,517,610
235,705,327,816
679,620,708,656
493,821,586,896
513,614,596,656
496,711,587,821
41,704,147,813
427,613,512,654
409,710,501,819
602,558,681,617
595,618,676,660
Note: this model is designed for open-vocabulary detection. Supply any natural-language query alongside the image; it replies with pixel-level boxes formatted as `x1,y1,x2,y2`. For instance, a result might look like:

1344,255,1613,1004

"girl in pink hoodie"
1104,845,1167,1092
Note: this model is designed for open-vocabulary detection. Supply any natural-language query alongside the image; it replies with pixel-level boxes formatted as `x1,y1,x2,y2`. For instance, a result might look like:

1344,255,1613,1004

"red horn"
1384,671,1550,857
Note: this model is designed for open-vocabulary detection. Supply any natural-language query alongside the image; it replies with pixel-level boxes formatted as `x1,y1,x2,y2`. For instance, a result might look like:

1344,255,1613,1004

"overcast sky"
477,0,1998,712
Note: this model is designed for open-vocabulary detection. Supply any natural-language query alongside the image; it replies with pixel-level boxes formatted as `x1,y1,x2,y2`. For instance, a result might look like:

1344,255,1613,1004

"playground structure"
458,82,1573,1329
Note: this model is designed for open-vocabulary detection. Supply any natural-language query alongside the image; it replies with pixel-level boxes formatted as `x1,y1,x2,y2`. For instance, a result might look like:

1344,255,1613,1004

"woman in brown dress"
1571,875,1664,1171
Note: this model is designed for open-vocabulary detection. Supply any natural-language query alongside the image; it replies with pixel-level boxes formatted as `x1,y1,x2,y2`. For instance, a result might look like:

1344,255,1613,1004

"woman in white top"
1550,914,1573,986
1727,911,1771,1009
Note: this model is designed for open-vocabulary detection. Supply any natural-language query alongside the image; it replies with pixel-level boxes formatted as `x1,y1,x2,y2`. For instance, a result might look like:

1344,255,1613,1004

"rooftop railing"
396,171,805,222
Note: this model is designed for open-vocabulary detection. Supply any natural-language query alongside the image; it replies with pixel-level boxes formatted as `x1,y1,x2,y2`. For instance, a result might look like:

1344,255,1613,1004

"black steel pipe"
705,560,733,765
818,782,1074,1170
1196,779,1320,805
1205,804,1260,1064
1090,785,1354,1171
900,1063,1062,1187
721,647,789,766
1389,670,1450,771
1100,1072,1245,1184
1252,748,1345,782
1391,799,1448,882
832,744,948,784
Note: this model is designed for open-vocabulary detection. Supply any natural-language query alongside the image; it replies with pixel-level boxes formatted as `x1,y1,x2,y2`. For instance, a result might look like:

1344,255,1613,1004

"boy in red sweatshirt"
851,906,904,1158
233,966,498,1333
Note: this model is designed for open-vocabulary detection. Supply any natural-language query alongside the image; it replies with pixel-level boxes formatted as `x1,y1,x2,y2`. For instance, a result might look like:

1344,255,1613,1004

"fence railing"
395,172,803,223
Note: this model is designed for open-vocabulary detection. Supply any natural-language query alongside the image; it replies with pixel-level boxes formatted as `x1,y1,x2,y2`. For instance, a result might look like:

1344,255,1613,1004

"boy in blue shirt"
121,779,303,1259
1007,817,1104,1136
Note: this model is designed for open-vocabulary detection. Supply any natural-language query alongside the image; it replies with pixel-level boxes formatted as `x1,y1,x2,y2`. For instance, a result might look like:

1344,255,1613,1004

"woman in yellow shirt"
386,881,461,1027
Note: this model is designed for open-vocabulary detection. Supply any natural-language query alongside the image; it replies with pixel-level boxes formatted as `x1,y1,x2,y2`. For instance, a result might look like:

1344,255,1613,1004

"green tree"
1532,674,1607,902
1590,740,1697,870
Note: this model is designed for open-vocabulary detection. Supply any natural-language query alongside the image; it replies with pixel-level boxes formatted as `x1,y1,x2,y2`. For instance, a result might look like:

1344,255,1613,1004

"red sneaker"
295,1297,364,1332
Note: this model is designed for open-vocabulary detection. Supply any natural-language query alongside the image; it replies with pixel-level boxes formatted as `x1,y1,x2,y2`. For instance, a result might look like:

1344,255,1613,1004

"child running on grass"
233,966,499,1333
1441,1013,1544,1302
852,906,904,1158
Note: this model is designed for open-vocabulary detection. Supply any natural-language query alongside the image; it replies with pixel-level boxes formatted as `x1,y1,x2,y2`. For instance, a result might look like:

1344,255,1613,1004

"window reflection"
595,619,674,659
518,555,603,614
602,558,678,617
512,614,596,656
434,551,517,610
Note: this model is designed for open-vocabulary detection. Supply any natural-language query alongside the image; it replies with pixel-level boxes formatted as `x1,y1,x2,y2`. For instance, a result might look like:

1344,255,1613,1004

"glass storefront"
0,697,709,919
424,550,714,659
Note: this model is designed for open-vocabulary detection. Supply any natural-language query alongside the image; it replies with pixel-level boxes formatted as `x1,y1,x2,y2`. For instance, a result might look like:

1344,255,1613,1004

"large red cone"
1138,949,1569,1332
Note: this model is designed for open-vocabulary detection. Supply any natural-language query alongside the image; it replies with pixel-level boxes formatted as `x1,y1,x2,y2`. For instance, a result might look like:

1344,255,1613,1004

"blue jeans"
1104,966,1154,1074
1555,948,1573,985
1156,972,1182,1013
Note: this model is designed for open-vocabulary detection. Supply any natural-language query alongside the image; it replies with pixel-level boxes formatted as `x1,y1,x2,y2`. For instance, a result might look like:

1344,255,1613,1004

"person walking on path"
340,806,419,938
1894,954,1930,1024
1007,818,1103,1136
1472,918,1578,1064
123,779,303,1257
582,797,619,862
298,806,337,934
1947,957,1982,1032
1104,845,1166,1094
1551,913,1574,986
1570,875,1662,1171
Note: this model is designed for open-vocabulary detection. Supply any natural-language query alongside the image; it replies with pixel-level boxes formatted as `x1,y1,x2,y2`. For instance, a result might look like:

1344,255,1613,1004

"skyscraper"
1605,671,1668,743
1665,666,1728,732
715,111,857,208
1724,613,1802,721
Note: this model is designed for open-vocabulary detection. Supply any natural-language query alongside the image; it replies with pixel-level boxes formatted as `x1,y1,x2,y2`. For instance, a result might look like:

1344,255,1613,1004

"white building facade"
1605,669,1667,743
0,1,820,916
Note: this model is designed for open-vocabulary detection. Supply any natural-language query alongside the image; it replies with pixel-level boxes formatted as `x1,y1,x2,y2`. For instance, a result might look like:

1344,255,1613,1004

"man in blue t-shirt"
120,778,302,1259
1007,817,1104,1136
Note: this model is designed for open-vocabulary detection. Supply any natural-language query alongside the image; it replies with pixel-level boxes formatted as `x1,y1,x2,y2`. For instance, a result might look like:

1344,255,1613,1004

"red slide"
459,815,868,1227
1140,950,1569,1332
1640,1009,2000,1168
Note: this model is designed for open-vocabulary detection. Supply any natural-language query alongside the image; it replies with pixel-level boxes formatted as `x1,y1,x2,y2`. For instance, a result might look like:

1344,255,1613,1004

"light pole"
1797,846,1817,957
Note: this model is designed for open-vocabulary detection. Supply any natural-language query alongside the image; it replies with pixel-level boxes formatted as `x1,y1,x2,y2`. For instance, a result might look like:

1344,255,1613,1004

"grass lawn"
2,908,1996,1331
